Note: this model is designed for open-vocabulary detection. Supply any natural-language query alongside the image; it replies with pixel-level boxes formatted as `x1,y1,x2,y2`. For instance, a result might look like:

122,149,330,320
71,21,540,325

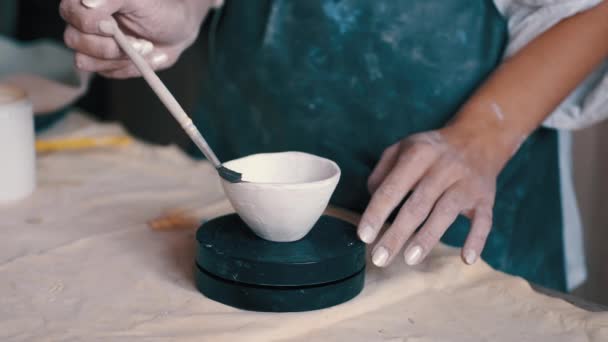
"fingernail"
139,40,154,55
464,249,477,265
151,53,168,66
358,225,375,244
372,247,389,267
98,20,115,35
82,0,105,9
212,0,224,8
404,245,422,265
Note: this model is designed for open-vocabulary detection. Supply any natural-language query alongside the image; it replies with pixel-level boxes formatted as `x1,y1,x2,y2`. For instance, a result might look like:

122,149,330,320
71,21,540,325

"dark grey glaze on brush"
218,165,244,183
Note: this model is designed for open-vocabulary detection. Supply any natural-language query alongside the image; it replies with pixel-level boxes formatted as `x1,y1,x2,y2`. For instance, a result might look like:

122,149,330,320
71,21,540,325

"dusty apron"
192,0,567,291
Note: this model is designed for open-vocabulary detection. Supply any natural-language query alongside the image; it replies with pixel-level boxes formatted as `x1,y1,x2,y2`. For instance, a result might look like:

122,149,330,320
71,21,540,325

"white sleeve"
494,0,608,130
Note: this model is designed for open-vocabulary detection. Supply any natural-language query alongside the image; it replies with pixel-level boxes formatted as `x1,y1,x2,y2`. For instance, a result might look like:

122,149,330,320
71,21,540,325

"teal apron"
192,0,567,291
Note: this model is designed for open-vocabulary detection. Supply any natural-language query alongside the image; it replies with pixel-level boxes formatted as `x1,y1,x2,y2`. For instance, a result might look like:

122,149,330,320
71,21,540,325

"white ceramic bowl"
220,152,341,242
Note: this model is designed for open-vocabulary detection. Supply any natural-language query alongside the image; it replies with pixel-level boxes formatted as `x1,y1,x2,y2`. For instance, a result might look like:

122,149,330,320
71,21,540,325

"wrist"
441,103,528,173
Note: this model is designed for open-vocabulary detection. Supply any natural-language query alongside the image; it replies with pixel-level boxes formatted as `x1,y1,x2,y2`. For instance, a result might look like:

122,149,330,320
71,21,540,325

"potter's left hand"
357,0,608,268
358,124,511,268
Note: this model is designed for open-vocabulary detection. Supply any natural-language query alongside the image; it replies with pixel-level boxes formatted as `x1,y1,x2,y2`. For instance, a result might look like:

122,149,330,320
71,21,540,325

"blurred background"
2,0,606,305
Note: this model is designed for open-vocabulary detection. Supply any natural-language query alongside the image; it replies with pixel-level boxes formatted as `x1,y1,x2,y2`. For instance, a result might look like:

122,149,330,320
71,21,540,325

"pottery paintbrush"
99,19,243,183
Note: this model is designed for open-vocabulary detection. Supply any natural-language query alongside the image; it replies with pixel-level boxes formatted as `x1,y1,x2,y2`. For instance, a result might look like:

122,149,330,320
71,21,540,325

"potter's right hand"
60,0,222,79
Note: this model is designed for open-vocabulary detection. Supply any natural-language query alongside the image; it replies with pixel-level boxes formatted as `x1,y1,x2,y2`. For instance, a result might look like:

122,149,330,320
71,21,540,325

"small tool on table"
36,136,132,153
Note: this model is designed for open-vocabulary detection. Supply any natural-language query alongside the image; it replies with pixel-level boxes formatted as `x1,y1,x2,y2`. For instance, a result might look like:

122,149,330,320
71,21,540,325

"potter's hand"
358,123,511,268
357,0,608,268
60,0,221,79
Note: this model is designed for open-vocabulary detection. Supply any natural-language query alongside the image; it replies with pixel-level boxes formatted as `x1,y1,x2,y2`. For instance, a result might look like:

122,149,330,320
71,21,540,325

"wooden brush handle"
101,19,222,168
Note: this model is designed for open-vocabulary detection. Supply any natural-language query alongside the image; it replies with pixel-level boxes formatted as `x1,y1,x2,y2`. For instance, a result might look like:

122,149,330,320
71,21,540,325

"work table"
0,113,606,341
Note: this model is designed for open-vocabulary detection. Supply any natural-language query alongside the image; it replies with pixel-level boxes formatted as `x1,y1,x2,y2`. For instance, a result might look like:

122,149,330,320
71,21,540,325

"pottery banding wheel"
195,214,366,312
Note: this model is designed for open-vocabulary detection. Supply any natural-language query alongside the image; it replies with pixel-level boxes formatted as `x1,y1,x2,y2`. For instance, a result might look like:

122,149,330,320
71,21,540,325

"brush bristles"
217,166,243,183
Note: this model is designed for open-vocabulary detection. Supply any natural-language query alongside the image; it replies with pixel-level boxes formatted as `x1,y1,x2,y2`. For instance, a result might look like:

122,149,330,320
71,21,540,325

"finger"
358,144,436,245
65,25,121,59
371,162,460,267
402,186,465,266
462,203,493,265
76,48,172,73
64,25,155,59
98,52,174,79
367,143,399,195
75,53,130,72
98,66,141,79
60,0,124,35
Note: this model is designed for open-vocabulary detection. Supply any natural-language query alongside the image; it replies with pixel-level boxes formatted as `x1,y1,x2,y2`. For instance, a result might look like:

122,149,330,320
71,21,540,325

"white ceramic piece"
0,84,36,202
220,152,341,242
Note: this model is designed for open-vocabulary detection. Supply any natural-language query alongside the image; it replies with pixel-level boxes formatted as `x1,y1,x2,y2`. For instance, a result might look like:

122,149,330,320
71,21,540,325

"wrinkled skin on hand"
60,0,220,78
358,127,503,268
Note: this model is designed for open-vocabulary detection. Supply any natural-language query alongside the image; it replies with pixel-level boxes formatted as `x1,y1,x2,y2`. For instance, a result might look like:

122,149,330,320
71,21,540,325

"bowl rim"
222,151,341,187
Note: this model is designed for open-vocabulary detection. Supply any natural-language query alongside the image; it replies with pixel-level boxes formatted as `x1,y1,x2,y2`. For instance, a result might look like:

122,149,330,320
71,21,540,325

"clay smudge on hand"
490,102,505,122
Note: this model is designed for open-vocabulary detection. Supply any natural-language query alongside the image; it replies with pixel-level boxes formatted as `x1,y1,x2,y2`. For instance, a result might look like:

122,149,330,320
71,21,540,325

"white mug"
0,84,36,202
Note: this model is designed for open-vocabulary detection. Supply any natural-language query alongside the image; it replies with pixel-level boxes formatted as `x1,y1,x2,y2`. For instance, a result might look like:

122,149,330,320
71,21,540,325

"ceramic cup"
220,152,341,242
0,84,36,202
